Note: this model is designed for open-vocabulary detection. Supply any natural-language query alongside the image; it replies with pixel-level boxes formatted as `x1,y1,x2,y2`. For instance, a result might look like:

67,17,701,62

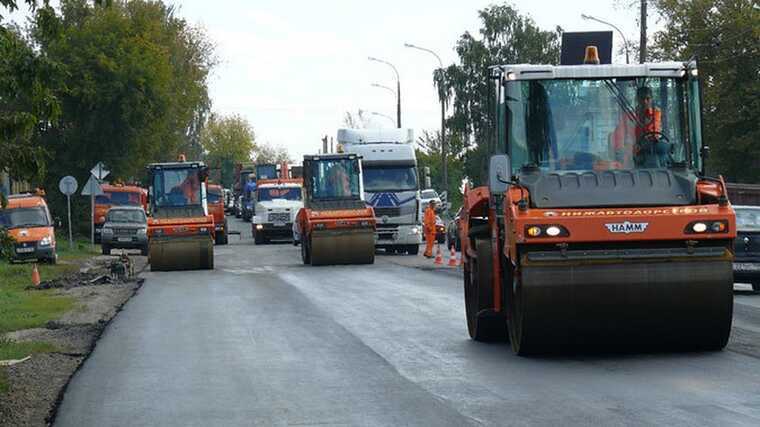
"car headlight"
410,227,420,234
39,236,52,246
102,227,113,235
137,228,147,235
256,224,264,230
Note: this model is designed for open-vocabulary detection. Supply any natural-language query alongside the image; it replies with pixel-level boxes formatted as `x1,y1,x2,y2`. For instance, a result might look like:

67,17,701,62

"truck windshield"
153,168,203,207
258,187,302,201
363,166,418,192
256,165,277,180
96,191,141,206
310,159,361,200
506,77,689,173
207,190,222,204
107,209,146,223
0,207,51,229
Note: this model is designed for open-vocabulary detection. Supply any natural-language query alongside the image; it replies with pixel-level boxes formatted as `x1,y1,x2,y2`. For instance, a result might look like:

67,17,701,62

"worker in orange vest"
423,200,437,258
610,86,665,168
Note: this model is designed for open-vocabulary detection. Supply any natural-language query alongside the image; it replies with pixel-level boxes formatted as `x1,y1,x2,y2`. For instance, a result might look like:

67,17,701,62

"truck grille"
115,228,138,236
373,207,401,217
268,212,290,223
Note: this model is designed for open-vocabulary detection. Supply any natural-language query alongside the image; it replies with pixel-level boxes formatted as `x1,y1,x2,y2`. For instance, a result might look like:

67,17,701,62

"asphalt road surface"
56,218,760,426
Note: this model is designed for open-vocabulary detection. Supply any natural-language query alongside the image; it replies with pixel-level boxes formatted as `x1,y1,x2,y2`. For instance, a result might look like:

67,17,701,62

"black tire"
102,244,110,256
464,238,507,342
47,252,58,265
753,282,760,293
406,245,419,255
254,228,264,245
140,245,149,256
301,234,311,265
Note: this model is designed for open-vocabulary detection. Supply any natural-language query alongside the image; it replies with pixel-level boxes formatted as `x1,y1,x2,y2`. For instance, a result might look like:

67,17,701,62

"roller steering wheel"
635,131,673,167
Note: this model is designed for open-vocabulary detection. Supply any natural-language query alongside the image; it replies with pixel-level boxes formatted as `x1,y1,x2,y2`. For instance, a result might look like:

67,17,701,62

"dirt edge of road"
0,256,147,427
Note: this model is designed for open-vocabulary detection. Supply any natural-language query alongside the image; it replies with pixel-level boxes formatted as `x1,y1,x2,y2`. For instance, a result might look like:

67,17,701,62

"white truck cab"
337,128,422,255
252,180,303,244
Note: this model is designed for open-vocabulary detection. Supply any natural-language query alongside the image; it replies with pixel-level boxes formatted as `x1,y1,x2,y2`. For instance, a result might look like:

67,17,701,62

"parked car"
224,188,234,214
420,188,442,216
733,205,760,292
446,207,462,251
435,215,446,244
100,206,148,255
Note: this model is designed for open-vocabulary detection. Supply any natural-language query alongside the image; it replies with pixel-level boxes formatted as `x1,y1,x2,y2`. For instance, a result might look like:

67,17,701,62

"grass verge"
0,239,96,392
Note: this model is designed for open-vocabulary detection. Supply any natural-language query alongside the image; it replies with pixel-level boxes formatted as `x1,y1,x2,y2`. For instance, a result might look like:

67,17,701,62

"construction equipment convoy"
295,153,376,265
252,177,303,244
94,183,147,242
461,51,736,354
207,183,229,245
337,128,422,255
146,157,215,271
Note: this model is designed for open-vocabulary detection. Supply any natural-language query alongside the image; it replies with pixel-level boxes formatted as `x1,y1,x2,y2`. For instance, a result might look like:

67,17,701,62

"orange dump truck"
461,57,735,354
1,192,57,264
207,183,229,245
95,183,147,242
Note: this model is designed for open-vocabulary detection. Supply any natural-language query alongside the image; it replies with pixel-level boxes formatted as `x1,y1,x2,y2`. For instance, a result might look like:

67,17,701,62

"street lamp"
370,111,395,126
581,14,630,64
371,83,396,97
405,42,448,191
368,56,401,128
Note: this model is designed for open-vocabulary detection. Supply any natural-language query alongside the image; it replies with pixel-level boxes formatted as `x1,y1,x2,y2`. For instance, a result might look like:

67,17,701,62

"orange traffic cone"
434,245,444,265
31,263,41,287
448,246,458,267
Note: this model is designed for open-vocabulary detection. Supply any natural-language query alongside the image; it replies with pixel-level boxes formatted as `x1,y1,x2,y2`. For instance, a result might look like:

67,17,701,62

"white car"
420,188,442,214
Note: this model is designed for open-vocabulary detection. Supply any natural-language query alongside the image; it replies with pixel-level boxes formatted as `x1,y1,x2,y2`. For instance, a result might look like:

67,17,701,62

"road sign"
58,176,78,196
81,175,104,196
90,162,110,181
59,176,79,248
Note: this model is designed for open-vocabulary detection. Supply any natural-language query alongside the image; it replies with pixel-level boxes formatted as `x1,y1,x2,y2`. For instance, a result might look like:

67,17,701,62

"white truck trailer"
337,128,422,254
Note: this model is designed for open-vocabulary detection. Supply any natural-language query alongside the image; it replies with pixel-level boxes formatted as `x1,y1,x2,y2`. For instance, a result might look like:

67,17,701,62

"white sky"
7,0,650,159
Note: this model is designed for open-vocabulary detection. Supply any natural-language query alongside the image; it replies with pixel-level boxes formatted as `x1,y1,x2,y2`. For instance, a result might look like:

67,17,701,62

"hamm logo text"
605,221,649,234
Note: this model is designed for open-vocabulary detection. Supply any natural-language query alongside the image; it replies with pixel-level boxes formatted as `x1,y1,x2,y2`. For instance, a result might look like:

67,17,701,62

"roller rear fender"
461,186,490,260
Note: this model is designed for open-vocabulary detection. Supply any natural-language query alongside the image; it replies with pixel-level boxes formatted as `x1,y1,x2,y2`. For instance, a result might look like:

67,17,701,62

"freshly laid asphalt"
55,218,760,426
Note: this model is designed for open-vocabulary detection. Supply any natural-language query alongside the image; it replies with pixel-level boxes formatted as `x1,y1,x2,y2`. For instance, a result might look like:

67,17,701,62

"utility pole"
640,0,647,63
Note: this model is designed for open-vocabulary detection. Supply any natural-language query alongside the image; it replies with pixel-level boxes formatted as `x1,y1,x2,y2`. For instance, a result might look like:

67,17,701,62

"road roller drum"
309,228,375,266
149,236,214,272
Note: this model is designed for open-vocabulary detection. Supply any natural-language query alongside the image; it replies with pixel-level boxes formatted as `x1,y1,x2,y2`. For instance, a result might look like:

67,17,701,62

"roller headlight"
525,224,569,238
685,220,728,234
527,226,542,237
545,226,561,237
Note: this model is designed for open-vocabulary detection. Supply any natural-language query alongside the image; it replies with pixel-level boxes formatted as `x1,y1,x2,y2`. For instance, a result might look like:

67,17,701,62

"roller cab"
461,59,736,354
147,159,215,271
296,154,376,266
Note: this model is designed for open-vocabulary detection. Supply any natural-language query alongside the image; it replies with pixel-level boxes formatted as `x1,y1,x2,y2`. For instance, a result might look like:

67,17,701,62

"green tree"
254,141,291,164
416,130,466,212
201,113,255,188
439,3,561,186
650,0,760,182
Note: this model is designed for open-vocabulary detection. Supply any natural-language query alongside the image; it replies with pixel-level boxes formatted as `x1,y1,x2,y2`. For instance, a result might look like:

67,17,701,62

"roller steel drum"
149,235,214,271
509,254,734,354
310,228,375,266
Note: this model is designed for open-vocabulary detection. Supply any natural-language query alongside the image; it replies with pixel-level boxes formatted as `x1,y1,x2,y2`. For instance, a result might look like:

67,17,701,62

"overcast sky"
8,1,649,159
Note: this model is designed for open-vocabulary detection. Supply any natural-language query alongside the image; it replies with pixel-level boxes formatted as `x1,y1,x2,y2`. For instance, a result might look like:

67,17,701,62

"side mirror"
700,145,710,175
488,154,511,195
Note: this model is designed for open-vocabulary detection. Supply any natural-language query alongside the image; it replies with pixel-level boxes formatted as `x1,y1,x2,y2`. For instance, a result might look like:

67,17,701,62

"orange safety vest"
423,206,436,235
611,107,662,167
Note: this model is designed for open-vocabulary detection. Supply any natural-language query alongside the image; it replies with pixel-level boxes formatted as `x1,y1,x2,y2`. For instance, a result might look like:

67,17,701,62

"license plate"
16,247,34,254
118,237,132,243
734,262,760,272
274,222,285,227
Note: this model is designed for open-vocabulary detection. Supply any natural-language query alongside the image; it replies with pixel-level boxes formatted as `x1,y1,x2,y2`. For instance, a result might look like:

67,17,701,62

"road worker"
423,199,437,258
610,86,669,168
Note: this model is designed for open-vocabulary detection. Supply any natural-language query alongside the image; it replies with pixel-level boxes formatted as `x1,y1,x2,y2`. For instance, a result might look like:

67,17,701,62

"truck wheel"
406,245,419,255
301,235,311,265
464,238,507,342
753,282,760,293
47,252,58,265
141,245,149,256
254,229,264,245
102,244,110,256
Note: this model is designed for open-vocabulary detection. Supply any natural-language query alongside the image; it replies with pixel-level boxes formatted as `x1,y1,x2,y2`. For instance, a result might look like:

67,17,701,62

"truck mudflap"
309,228,375,266
149,235,214,271
509,252,733,354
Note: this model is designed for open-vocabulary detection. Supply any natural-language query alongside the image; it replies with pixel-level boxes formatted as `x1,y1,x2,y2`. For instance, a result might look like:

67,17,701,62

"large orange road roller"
146,157,215,271
295,153,376,266
461,55,736,355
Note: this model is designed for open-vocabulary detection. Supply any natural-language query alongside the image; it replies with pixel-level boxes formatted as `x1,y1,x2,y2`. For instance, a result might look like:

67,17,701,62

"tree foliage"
415,130,466,210
253,141,291,164
650,0,760,182
438,3,561,186
201,112,254,187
